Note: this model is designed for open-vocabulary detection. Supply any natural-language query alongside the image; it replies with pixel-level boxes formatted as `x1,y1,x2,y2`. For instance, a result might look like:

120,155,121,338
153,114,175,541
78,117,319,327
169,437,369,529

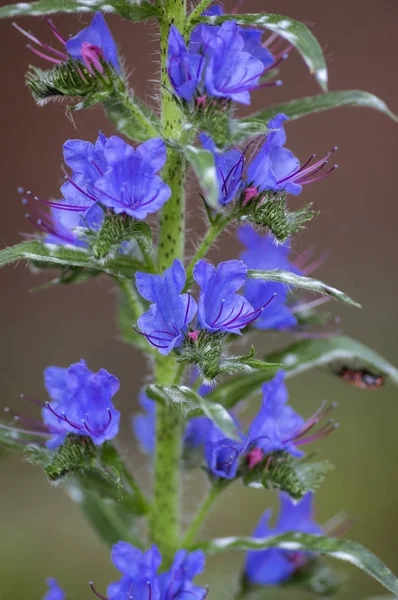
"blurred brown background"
0,0,397,598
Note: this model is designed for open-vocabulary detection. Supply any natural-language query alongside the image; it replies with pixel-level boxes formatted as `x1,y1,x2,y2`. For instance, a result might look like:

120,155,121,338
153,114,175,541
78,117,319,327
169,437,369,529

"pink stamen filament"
26,190,89,212
295,420,338,446
13,22,68,59
0,422,50,437
47,18,68,45
26,44,63,64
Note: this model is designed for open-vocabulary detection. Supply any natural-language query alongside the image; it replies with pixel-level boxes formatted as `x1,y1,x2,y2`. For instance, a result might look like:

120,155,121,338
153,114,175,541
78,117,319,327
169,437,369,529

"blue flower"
246,114,302,195
238,225,300,330
136,260,197,355
107,542,207,600
42,359,120,447
108,543,162,599
245,492,323,585
43,578,65,600
167,19,265,105
193,259,267,334
167,25,203,102
61,134,171,221
204,21,265,105
239,28,275,69
159,549,207,599
94,137,171,219
204,422,247,479
133,392,156,455
200,134,244,205
66,12,120,74
197,5,274,69
246,114,338,196
247,371,337,459
247,371,306,458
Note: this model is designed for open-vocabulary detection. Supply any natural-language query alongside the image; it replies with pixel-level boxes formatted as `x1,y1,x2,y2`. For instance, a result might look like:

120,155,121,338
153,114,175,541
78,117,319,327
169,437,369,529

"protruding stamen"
89,582,109,600
82,408,112,435
47,18,67,44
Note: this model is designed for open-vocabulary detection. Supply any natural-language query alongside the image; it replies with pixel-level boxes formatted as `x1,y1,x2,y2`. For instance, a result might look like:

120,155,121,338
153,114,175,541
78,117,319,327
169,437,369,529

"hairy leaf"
184,145,219,210
146,384,239,440
239,90,398,139
0,240,143,278
206,336,398,409
195,534,398,595
248,269,361,308
0,0,158,21
191,13,328,91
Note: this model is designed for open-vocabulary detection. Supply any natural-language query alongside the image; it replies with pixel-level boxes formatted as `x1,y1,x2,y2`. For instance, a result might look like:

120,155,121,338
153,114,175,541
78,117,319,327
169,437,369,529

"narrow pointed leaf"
184,145,219,210
195,534,398,595
0,0,158,20
191,13,328,90
206,336,398,409
0,240,143,278
146,384,239,440
248,269,361,308
238,90,398,139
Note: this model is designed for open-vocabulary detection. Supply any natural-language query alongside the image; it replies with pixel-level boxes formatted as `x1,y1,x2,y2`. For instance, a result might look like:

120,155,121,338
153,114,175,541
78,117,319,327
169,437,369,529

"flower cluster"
135,258,274,355
5,0,384,597
167,6,282,106
245,492,323,585
22,134,170,246
2,360,120,448
134,371,338,479
201,113,338,208
45,543,208,600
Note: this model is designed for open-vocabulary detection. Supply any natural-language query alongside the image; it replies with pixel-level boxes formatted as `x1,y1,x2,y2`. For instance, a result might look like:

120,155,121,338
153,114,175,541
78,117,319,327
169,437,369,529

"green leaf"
231,346,280,371
206,335,398,410
270,335,398,386
183,145,219,210
195,394,240,441
0,240,143,278
191,13,328,91
248,269,361,308
195,534,398,595
240,91,398,137
146,384,239,440
0,0,158,21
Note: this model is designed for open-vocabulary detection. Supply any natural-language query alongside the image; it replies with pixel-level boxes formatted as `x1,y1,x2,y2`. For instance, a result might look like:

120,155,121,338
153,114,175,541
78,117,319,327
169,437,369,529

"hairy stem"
182,484,221,548
116,276,145,320
149,0,187,566
185,214,232,286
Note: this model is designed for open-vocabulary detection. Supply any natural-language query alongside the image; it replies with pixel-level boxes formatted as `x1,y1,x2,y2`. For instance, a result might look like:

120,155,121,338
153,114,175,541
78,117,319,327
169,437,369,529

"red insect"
337,367,385,390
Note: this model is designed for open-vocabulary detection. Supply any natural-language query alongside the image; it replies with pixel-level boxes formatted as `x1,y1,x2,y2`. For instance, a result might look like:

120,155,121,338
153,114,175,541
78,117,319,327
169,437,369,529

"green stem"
104,90,160,142
149,0,187,566
182,484,221,548
136,237,157,274
186,0,213,28
185,215,232,285
116,276,145,320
